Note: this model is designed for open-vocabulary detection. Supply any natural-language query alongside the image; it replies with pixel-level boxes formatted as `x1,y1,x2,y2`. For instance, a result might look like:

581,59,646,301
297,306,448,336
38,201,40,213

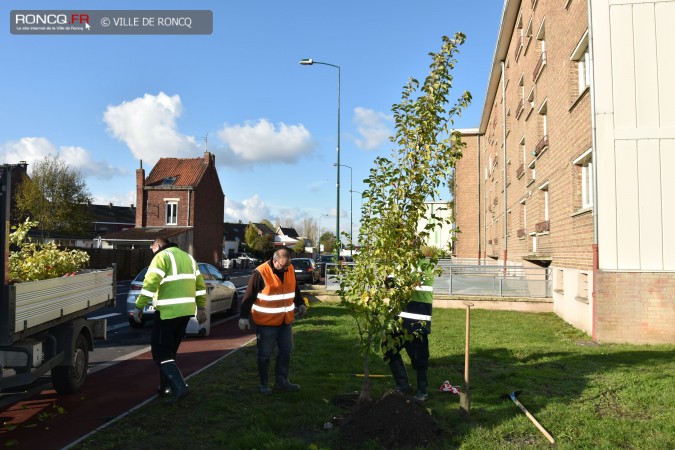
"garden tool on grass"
500,390,555,444
459,302,473,419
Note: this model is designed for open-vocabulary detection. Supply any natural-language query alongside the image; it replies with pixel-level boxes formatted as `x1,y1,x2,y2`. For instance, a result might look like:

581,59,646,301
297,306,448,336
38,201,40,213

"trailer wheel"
51,334,89,394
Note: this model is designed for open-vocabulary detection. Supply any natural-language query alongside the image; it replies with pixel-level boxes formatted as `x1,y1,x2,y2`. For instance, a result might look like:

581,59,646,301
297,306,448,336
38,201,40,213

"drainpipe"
187,188,192,226
587,0,599,340
483,140,487,265
477,134,482,264
501,60,508,269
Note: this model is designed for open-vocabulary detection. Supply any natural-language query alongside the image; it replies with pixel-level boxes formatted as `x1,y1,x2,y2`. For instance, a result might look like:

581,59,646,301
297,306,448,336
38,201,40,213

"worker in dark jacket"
384,260,434,402
238,247,307,394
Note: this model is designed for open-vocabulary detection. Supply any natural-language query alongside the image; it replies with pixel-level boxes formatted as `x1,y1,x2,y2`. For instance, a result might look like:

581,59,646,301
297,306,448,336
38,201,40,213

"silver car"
126,262,238,328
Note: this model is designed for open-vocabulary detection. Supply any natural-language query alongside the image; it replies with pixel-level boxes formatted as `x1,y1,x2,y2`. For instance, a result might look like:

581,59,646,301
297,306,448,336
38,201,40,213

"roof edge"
479,0,521,134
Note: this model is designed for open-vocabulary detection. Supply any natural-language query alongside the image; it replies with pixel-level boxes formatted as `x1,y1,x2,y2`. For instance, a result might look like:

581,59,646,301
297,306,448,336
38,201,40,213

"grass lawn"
73,303,674,450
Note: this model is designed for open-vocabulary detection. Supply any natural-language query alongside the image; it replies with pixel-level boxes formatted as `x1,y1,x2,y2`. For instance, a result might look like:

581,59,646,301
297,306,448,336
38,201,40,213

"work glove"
295,304,307,319
196,308,207,324
238,318,250,331
134,308,143,324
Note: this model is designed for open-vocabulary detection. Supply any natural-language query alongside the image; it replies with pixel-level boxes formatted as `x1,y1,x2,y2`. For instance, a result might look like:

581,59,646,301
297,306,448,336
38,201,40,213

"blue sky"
1,0,503,236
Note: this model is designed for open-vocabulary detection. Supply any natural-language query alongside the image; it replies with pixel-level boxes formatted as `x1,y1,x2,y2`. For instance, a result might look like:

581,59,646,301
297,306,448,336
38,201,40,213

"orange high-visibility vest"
251,262,297,326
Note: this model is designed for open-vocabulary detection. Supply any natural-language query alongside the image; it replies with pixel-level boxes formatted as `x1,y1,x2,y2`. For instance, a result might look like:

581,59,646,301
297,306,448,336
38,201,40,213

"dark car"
291,258,320,285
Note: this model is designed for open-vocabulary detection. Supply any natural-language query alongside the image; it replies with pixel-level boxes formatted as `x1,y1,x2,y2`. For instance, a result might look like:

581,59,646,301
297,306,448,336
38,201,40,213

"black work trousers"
385,332,430,371
151,311,190,364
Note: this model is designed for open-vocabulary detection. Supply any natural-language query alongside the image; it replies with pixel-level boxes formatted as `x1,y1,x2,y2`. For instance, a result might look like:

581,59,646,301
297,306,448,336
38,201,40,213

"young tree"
340,33,471,404
14,155,93,237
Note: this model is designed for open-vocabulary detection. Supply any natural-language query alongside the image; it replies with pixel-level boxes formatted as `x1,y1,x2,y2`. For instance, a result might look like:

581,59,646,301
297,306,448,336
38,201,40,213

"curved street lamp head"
299,58,314,65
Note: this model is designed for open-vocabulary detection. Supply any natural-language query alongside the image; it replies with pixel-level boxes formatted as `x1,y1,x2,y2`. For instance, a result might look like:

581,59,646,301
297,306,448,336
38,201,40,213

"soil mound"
338,391,444,449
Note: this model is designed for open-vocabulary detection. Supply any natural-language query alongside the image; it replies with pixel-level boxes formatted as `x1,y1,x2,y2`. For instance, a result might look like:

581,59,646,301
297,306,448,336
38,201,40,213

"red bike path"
0,318,256,449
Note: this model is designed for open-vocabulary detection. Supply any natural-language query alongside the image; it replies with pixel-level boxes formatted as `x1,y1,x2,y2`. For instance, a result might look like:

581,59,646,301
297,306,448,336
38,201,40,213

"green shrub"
8,219,90,283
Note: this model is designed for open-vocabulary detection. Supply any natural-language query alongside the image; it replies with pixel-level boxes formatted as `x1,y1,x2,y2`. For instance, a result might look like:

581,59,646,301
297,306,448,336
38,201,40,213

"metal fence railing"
323,260,551,298
435,263,551,298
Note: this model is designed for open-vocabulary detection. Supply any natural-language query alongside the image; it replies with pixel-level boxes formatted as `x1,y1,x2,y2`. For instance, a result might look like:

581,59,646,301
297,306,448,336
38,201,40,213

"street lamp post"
299,58,341,259
334,163,352,254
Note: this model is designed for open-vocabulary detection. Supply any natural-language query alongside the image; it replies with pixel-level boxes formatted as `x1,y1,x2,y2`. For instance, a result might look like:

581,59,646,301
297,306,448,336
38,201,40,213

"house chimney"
136,161,146,227
204,151,214,165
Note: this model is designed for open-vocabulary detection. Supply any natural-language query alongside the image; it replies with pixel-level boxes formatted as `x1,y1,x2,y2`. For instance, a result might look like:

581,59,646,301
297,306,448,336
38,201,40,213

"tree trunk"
358,334,373,405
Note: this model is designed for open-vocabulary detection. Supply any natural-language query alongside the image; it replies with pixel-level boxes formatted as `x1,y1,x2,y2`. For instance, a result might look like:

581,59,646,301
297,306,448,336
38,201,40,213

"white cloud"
92,190,136,208
216,119,314,165
0,137,124,179
0,137,56,162
103,92,196,165
353,107,393,150
224,194,271,223
60,146,126,179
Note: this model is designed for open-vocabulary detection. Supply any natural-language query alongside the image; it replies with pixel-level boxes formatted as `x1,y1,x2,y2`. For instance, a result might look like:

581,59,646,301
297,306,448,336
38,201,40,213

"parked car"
234,252,261,268
126,262,238,328
291,258,320,285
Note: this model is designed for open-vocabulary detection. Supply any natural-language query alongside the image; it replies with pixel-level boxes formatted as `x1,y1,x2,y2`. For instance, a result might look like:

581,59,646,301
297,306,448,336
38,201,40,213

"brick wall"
455,132,482,260
455,0,593,269
192,160,224,265
135,168,146,227
144,190,190,227
596,271,675,344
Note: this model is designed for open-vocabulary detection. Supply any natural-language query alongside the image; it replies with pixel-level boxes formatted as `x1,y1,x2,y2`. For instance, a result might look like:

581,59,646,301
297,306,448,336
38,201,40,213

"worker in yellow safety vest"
135,238,207,404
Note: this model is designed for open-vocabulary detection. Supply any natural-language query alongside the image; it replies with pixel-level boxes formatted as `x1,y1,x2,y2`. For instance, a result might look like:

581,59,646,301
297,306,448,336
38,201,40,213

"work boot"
160,360,189,405
413,369,428,402
389,358,412,394
274,354,300,391
258,359,271,394
157,371,171,397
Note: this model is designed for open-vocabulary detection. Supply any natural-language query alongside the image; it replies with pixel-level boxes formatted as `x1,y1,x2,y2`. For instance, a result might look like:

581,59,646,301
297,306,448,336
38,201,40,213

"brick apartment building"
103,152,224,266
454,0,674,344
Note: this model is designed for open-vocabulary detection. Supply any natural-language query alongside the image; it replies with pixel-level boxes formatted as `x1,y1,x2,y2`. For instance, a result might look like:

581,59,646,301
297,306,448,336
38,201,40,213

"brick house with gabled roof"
103,152,224,265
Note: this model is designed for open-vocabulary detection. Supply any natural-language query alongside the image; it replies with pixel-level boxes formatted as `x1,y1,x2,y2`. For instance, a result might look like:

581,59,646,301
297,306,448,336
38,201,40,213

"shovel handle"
512,397,555,444
464,302,472,387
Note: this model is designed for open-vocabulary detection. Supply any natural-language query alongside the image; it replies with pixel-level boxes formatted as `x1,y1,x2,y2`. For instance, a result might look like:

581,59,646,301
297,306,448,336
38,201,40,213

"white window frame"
539,181,550,221
165,199,179,225
571,30,590,94
574,148,593,209
538,99,548,137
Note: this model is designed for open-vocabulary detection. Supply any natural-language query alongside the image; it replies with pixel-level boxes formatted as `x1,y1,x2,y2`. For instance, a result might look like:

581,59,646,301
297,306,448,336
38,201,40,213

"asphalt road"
0,267,254,410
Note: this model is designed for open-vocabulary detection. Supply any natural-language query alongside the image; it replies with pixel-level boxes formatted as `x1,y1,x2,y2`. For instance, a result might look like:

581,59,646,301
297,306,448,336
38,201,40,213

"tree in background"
14,154,93,237
260,218,276,232
319,231,336,254
245,223,275,258
292,239,305,255
339,33,470,404
244,222,262,254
